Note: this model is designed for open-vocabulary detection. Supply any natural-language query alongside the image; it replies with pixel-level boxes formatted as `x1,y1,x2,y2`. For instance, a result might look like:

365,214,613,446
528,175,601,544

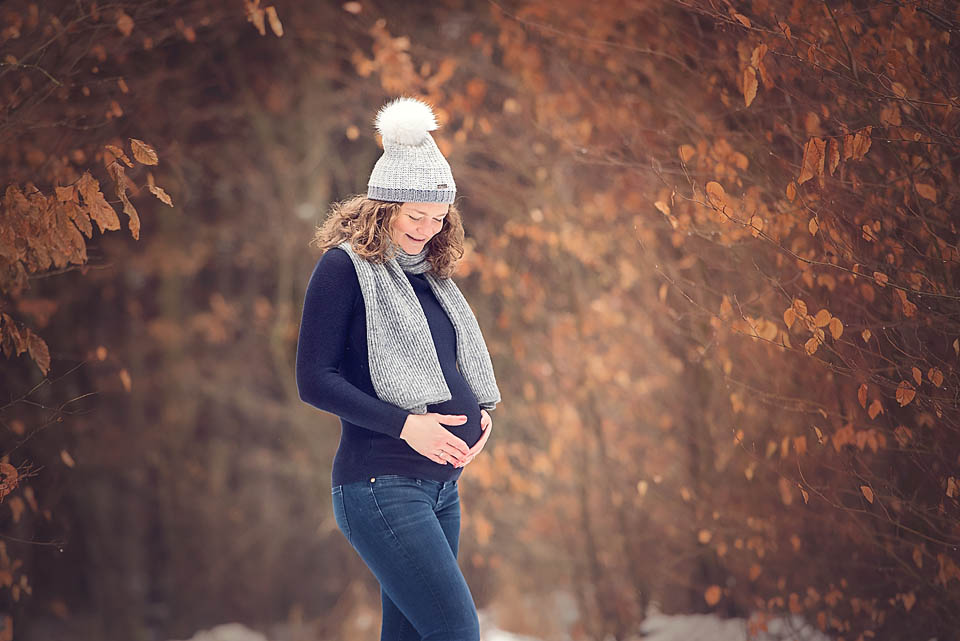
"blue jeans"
331,475,481,641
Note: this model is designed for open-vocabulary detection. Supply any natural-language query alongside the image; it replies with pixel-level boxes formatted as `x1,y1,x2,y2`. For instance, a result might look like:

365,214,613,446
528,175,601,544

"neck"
390,237,431,274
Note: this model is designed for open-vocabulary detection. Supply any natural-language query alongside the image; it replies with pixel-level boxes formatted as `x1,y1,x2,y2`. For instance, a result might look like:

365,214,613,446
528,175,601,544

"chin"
400,237,428,253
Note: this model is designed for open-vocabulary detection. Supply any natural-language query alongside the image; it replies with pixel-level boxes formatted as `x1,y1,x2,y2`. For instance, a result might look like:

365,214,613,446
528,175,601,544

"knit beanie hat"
367,97,457,204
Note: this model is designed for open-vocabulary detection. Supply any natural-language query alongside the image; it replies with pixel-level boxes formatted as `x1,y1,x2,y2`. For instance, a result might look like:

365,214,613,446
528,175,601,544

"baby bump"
427,373,484,448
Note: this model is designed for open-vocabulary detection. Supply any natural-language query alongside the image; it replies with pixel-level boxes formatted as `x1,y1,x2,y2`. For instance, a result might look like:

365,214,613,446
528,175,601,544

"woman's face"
390,201,449,253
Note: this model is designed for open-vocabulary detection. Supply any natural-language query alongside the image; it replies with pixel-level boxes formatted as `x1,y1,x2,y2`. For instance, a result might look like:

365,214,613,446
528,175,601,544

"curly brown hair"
310,194,465,279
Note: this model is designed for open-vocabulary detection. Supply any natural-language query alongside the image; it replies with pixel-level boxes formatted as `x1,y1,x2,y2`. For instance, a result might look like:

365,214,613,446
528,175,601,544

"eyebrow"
411,209,447,216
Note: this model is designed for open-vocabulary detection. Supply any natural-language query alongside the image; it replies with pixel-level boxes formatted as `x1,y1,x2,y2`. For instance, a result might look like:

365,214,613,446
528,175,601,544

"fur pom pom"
373,96,439,146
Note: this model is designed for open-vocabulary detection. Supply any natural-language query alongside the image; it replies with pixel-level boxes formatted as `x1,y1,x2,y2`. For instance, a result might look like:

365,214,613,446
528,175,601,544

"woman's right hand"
400,413,471,466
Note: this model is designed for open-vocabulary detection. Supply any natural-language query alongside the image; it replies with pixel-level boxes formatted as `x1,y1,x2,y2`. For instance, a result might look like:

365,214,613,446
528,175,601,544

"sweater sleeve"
295,247,411,439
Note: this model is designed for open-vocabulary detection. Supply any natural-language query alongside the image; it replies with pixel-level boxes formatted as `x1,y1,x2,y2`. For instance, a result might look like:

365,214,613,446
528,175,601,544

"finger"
428,446,449,465
451,436,470,455
440,445,465,465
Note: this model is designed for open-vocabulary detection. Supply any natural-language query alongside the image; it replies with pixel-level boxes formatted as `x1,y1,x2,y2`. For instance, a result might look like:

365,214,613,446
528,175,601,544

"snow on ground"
171,606,835,641
638,609,832,641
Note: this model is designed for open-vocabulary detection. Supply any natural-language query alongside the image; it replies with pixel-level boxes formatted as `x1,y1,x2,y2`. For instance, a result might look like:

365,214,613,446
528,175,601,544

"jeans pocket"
331,485,351,543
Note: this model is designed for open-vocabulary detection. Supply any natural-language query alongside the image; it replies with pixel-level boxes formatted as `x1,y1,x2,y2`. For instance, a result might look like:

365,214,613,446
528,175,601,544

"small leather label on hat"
436,183,448,189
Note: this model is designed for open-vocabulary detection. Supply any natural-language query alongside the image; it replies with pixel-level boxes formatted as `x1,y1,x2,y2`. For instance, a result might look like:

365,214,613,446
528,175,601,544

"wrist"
399,414,413,440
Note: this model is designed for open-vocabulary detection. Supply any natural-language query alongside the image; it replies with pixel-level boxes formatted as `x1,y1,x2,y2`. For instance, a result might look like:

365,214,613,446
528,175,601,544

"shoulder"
308,246,360,291
318,246,357,274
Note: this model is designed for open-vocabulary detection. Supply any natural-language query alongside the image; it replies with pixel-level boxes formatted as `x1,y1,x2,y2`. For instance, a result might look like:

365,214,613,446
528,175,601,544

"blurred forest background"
2,1,959,640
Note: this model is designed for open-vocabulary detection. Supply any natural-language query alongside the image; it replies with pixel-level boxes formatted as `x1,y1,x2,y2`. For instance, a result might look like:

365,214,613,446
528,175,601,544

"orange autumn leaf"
827,137,840,175
794,435,808,455
26,328,50,375
105,144,134,168
946,477,958,499
705,181,727,210
844,125,873,160
912,367,923,386
895,381,916,407
797,137,825,185
783,306,796,329
130,138,159,165
860,485,874,504
119,368,132,392
0,461,16,477
792,298,807,317
60,450,76,468
77,171,121,233
895,288,917,317
743,66,758,107
704,585,723,605
813,309,832,327
915,182,937,202
116,11,134,37
894,425,914,447
928,367,944,387
265,6,284,37
148,184,174,206
828,317,843,339
245,0,267,35
786,181,796,201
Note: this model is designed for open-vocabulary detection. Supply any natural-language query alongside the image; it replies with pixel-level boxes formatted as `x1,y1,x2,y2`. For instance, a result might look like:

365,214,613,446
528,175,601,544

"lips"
406,234,426,242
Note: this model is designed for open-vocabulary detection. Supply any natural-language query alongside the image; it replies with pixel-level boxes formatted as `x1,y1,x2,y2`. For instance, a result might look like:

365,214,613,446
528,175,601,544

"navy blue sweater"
295,247,486,487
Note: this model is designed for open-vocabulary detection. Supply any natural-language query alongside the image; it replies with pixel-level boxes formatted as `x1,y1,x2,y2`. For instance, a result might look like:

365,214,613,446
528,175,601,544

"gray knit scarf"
336,239,501,415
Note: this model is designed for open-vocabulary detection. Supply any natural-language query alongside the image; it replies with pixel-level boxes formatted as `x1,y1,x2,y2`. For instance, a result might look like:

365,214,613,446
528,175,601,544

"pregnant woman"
295,96,501,641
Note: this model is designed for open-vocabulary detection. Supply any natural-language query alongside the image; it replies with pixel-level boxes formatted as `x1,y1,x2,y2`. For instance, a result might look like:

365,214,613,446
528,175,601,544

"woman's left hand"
456,409,492,467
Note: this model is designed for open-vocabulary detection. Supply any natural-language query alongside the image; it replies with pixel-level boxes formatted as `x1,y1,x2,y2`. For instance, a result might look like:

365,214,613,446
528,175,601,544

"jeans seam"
334,489,351,543
369,483,450,633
